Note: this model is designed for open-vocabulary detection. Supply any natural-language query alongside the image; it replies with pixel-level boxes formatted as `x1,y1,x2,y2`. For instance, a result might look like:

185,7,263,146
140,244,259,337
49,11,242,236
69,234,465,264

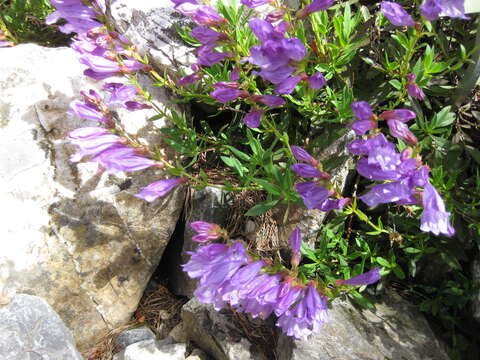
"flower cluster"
380,0,468,28
184,225,381,339
348,101,455,236
291,146,350,211
48,0,187,202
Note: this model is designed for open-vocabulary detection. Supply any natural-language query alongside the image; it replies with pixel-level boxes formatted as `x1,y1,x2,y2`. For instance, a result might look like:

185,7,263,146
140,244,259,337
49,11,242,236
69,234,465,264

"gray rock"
107,0,195,72
0,44,185,350
181,298,256,360
113,339,185,360
116,326,156,350
186,348,209,360
170,187,231,297
0,294,83,360
169,321,187,343
276,291,449,360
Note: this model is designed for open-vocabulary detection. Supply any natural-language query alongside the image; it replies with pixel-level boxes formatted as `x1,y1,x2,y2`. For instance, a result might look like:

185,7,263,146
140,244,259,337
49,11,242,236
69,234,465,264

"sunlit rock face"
0,44,185,350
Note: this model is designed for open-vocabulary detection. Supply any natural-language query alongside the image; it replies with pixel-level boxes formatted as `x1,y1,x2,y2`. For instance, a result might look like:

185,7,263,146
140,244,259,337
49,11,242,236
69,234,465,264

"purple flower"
210,88,246,103
352,101,374,121
250,95,286,108
69,100,109,123
351,120,377,136
46,2,102,34
190,27,224,44
197,51,232,66
179,73,203,85
291,164,324,178
124,101,152,111
291,146,318,165
380,1,415,27
420,182,455,236
420,0,469,21
298,0,336,18
359,181,412,207
290,228,302,266
241,0,271,8
249,18,277,43
379,109,416,122
68,127,119,161
339,267,381,286
135,177,187,202
92,146,156,174
406,73,425,100
386,119,418,145
308,72,327,90
275,76,302,95
256,65,295,84
230,68,240,81
175,3,225,26
182,243,229,279
243,110,263,128
294,181,334,210
190,221,224,242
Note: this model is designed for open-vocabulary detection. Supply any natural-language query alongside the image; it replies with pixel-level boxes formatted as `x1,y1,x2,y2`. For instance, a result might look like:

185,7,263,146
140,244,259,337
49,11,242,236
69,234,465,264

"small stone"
186,348,209,360
169,322,187,343
113,339,185,360
116,326,156,349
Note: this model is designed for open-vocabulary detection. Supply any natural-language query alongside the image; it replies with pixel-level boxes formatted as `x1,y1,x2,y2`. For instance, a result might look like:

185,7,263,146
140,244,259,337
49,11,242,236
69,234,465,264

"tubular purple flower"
68,127,120,161
257,64,295,84
190,27,224,44
230,68,240,81
379,109,416,122
135,177,188,202
290,146,318,165
339,267,381,286
197,51,232,66
308,72,327,90
179,73,203,85
420,182,455,236
360,181,411,207
91,146,156,174
380,1,415,27
351,120,377,136
290,228,302,266
249,18,276,42
69,100,109,123
387,119,418,145
420,0,469,21
298,0,336,18
210,88,246,103
175,3,225,26
351,101,374,121
275,76,302,95
291,164,324,178
406,73,425,100
243,110,263,128
250,95,286,108
241,0,271,8
124,101,152,111
191,221,224,242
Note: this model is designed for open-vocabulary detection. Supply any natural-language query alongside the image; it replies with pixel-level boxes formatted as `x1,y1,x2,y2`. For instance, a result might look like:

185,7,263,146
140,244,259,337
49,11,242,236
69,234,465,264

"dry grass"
83,283,187,360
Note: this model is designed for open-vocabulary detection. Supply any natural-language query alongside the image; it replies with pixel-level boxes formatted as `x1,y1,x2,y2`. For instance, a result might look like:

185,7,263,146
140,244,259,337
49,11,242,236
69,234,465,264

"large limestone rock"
113,339,186,360
276,291,449,360
0,294,83,360
0,44,185,350
107,0,195,72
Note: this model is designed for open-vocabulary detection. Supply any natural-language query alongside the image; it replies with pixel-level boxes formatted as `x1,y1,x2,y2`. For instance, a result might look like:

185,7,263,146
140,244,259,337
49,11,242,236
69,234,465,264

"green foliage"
0,0,69,45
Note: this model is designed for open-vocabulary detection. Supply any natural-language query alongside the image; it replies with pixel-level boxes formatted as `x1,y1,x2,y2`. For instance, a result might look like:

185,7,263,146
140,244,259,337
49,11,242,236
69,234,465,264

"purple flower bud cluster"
291,146,350,211
183,241,330,339
48,1,187,203
348,102,454,236
406,73,426,100
380,0,468,27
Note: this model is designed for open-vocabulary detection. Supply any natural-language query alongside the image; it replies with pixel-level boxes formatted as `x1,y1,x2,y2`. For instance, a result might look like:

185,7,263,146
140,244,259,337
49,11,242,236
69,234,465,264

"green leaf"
350,290,374,308
245,200,279,216
220,156,246,177
252,178,281,196
223,145,251,162
392,266,406,279
376,257,391,267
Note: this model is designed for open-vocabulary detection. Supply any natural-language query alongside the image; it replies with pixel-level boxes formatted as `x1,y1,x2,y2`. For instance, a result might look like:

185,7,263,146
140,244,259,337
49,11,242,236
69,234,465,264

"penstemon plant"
46,0,478,344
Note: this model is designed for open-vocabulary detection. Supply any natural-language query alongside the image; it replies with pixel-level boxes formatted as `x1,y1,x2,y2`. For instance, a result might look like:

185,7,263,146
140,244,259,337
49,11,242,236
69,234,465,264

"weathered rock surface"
472,256,480,324
116,326,156,350
277,291,449,360
113,339,186,360
107,0,195,72
0,294,83,360
181,298,258,360
0,44,185,350
169,187,231,297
